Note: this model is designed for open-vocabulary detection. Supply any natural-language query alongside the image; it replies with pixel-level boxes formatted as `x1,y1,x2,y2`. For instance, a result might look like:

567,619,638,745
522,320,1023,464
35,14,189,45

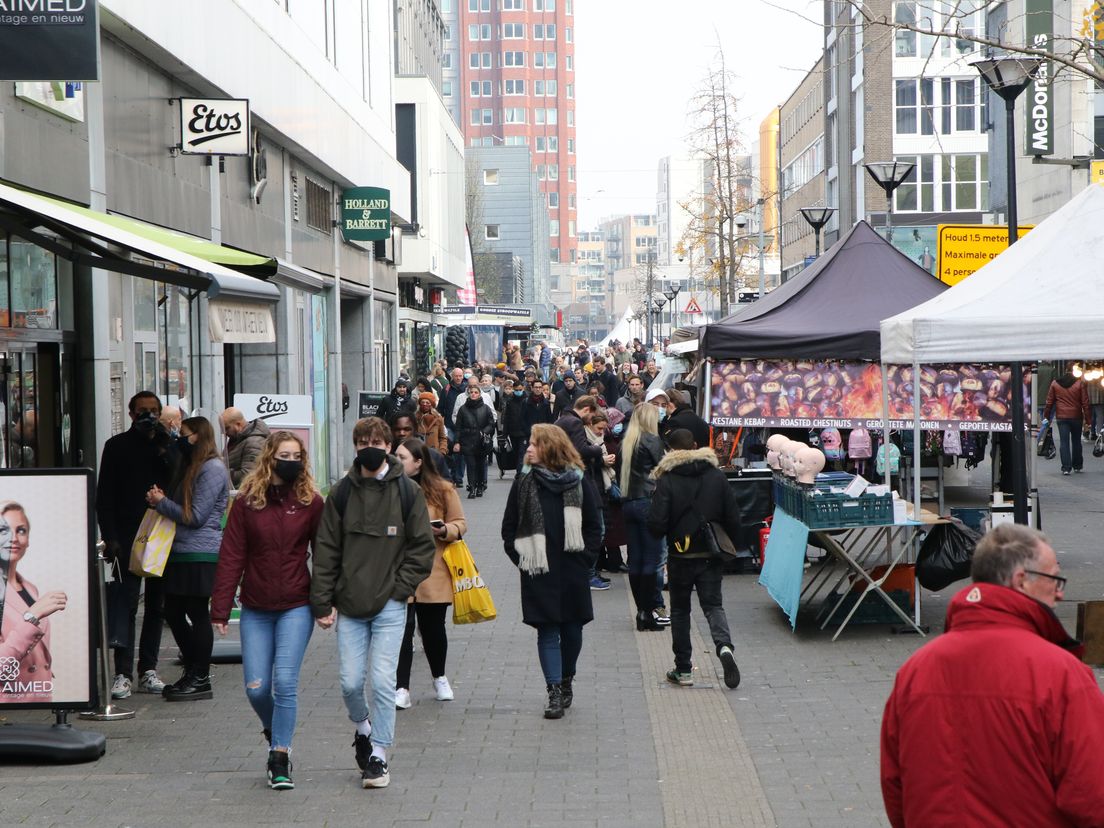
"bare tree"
464,157,502,304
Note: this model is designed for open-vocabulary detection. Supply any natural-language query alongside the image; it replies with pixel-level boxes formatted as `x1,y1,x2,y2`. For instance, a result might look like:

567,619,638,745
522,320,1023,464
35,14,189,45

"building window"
565,0,572,12
536,136,545,152
568,193,576,209
550,219,560,236
305,177,332,235
442,53,452,69
505,135,528,146
894,78,934,135
535,0,555,8
537,164,546,180
444,25,452,41
485,224,500,240
468,24,480,40
470,109,480,126
568,220,575,237
566,109,574,126
566,83,574,99
503,107,527,123
502,0,524,8
547,136,558,152
551,247,560,263
468,0,490,10
548,191,559,207
894,153,988,213
567,138,575,154
502,22,525,38
566,54,573,70
484,169,500,185
504,78,525,94
567,165,575,182
470,52,492,69
534,23,556,40
502,50,525,66
894,2,916,57
565,26,572,43
442,81,453,97
482,108,493,124
548,164,559,180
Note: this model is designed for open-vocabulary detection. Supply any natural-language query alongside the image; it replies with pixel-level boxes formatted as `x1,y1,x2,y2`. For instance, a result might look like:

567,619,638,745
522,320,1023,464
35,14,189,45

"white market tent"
881,183,1104,363
596,306,635,350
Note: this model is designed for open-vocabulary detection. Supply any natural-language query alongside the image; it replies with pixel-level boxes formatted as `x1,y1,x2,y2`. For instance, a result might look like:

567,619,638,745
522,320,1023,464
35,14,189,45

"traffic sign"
936,224,1034,286
684,296,703,315
1092,160,1104,185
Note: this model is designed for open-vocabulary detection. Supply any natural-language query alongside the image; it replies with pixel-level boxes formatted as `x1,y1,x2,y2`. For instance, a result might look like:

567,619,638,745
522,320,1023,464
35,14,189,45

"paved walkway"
2,452,1103,827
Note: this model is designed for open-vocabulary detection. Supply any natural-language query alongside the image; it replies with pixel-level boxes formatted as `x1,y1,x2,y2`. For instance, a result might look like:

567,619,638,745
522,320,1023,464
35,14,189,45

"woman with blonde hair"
502,424,603,719
211,430,323,790
393,437,467,708
146,416,229,702
615,403,667,631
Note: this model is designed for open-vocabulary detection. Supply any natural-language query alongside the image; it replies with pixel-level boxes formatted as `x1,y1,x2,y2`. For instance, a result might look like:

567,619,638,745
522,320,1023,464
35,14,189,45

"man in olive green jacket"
311,416,435,790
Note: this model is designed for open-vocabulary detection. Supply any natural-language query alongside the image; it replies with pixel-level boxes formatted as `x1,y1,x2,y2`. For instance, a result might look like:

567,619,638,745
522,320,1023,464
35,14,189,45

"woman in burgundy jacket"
211,431,323,791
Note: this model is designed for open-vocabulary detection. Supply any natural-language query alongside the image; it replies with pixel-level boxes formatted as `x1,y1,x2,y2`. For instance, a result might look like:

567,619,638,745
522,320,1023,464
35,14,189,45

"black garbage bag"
916,519,982,591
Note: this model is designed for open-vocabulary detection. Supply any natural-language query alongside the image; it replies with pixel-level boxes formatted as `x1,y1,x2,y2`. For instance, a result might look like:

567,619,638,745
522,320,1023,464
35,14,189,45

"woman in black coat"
502,423,603,720
455,385,495,498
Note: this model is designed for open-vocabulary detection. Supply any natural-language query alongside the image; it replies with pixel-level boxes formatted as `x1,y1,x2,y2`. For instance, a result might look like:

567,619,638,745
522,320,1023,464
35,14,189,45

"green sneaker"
665,669,693,687
267,750,293,790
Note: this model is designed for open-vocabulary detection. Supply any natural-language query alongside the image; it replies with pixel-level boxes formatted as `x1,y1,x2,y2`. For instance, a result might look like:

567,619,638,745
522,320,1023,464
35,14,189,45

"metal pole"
757,198,766,298
885,192,893,243
646,255,654,349
79,542,135,721
814,228,821,257
1005,95,1029,525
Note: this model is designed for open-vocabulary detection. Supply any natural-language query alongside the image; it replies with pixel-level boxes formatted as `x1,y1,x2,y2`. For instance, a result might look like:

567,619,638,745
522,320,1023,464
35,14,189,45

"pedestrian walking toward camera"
210,431,323,790
310,417,435,789
1043,369,1090,474
502,425,602,719
456,384,495,498
147,416,229,702
393,438,467,709
881,523,1104,827
647,429,741,689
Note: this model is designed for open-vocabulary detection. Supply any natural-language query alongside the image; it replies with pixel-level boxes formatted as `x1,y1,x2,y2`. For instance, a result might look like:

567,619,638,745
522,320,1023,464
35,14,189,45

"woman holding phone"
393,437,466,708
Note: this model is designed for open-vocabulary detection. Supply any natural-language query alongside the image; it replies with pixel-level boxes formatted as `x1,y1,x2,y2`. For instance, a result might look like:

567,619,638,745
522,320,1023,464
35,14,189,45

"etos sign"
179,98,250,156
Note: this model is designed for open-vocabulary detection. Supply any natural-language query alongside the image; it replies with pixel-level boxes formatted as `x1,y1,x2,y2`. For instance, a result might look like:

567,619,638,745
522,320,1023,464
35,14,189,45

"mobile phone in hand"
430,519,446,528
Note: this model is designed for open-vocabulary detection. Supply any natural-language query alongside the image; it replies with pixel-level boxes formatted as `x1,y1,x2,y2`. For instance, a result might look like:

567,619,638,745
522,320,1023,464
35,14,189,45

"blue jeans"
239,605,314,751
337,599,407,748
623,498,662,576
536,623,583,684
1056,418,1084,472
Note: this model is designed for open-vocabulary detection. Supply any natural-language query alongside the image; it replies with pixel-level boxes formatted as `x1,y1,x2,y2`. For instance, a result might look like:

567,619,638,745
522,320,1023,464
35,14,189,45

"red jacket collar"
945,583,1084,659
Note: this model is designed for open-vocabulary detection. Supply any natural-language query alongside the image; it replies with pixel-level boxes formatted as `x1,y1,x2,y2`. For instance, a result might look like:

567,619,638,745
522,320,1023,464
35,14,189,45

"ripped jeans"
238,605,314,751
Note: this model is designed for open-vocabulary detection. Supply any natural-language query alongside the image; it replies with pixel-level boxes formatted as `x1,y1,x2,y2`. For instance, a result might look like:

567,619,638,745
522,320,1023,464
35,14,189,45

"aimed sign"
0,0,100,81
937,224,1034,286
341,187,391,242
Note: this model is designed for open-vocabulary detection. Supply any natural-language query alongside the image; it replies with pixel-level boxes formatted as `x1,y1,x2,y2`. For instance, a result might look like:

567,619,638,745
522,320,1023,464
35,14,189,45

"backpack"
876,442,901,475
943,428,962,456
847,427,872,459
820,428,845,461
331,473,417,523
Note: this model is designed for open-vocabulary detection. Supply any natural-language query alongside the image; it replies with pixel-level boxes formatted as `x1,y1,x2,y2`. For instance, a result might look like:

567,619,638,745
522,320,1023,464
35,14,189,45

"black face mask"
134,411,159,432
177,436,193,457
357,446,388,471
274,459,303,483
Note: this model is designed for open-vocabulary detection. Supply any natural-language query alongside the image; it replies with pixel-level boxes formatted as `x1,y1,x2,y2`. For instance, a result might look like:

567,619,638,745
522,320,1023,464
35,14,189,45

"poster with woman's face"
0,470,93,708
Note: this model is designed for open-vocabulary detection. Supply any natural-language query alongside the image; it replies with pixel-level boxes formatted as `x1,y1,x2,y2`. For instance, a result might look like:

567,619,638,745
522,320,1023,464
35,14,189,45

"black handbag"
677,478,738,559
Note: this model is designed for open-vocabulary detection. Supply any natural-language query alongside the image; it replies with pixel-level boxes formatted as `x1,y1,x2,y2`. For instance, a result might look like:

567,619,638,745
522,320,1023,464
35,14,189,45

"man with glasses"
881,523,1104,827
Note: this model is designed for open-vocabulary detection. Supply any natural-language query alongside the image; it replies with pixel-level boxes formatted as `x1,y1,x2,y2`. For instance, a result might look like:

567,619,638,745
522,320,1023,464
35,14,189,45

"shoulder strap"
332,477,352,520
334,473,415,522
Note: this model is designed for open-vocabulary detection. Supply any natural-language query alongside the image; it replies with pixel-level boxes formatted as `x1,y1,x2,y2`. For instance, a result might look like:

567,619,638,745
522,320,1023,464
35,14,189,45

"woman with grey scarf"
502,424,603,719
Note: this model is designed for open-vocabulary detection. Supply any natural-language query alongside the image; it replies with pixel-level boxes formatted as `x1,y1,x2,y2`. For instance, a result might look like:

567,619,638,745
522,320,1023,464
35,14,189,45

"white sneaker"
394,688,412,709
433,676,455,701
111,674,132,699
136,670,165,694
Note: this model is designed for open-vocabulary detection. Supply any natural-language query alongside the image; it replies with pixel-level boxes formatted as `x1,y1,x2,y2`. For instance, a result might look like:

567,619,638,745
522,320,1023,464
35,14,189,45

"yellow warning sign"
937,224,1034,286
684,296,703,315
1092,160,1104,185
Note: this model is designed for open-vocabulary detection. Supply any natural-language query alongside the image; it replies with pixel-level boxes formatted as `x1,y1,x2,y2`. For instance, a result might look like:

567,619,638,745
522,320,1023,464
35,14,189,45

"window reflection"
9,239,57,329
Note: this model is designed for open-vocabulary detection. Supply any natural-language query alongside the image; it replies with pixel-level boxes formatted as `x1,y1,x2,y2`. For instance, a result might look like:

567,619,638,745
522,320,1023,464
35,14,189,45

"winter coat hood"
944,582,1084,658
652,447,717,479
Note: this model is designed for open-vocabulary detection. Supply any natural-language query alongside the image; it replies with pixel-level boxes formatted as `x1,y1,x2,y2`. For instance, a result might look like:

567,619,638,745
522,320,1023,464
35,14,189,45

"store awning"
0,180,280,302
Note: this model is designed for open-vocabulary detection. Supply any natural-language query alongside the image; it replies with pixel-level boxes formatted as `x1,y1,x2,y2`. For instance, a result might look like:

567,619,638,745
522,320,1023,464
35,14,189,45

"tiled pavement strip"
3,454,1103,827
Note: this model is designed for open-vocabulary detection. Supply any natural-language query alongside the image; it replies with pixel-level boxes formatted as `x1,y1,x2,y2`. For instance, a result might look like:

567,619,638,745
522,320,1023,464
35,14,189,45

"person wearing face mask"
502,382,529,475
311,417,435,790
159,405,183,438
146,416,230,702
97,391,178,700
210,432,323,790
415,392,448,456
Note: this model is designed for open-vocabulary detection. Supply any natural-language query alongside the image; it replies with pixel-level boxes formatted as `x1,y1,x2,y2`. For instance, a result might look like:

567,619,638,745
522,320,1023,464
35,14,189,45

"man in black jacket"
662,388,711,450
438,367,467,486
647,429,741,690
552,374,585,418
96,391,178,699
523,378,556,434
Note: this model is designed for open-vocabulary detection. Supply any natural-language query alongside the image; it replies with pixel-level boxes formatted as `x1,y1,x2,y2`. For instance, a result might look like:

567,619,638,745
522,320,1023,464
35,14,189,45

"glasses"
1024,569,1067,591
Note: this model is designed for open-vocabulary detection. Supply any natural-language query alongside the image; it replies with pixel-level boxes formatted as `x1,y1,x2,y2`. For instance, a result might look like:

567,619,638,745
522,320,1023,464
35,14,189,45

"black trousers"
396,602,450,688
164,594,214,677
107,564,165,680
668,557,733,673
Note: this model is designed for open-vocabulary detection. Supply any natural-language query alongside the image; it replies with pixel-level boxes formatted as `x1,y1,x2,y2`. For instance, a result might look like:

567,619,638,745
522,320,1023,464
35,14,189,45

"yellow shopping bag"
442,539,497,624
129,508,176,577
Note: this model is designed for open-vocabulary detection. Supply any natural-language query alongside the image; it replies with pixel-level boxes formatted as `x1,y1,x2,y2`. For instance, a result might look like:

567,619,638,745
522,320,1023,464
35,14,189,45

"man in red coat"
881,523,1104,828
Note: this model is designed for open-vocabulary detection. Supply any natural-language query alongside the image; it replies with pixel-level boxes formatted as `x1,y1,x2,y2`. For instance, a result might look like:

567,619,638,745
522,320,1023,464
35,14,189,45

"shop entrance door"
0,344,71,468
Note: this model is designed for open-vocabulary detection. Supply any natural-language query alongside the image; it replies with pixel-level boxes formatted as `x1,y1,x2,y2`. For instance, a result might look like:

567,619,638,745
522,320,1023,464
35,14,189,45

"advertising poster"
710,360,1030,432
357,392,388,420
0,470,95,709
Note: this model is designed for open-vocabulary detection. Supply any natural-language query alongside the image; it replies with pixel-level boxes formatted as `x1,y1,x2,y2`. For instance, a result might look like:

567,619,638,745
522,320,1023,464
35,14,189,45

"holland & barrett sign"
341,187,391,243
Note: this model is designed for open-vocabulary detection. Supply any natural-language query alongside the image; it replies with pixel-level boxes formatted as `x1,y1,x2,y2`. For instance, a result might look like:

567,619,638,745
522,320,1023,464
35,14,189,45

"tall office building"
441,0,578,266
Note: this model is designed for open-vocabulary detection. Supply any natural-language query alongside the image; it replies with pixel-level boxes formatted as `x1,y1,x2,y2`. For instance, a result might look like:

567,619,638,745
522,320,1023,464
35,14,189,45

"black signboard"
0,0,101,81
357,391,389,420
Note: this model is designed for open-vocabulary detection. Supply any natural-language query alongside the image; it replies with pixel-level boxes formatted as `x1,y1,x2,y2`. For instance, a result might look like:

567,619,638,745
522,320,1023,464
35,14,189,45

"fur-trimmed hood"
652,447,718,479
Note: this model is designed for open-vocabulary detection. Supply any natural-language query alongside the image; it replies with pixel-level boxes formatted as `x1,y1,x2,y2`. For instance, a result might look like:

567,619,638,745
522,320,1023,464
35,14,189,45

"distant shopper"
438,367,468,487
221,407,271,488
455,384,495,498
615,374,646,417
393,438,467,709
1043,369,1090,474
553,374,585,419
211,431,323,790
378,379,416,424
881,523,1104,827
415,392,449,455
148,416,230,702
662,388,710,449
647,429,741,689
502,424,602,719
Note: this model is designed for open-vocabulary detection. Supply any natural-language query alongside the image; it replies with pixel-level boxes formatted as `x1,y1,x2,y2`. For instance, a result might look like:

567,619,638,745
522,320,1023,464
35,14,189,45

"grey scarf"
515,465,585,575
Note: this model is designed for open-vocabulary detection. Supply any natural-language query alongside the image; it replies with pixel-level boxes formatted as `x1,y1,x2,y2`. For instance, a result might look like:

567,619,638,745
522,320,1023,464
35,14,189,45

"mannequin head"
793,445,826,485
767,449,781,470
780,440,802,477
766,434,788,471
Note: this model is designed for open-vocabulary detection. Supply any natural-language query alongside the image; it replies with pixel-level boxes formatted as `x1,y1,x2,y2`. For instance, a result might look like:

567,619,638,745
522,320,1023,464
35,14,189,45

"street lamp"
972,54,1044,526
649,296,666,349
864,161,916,242
798,206,836,257
663,283,682,338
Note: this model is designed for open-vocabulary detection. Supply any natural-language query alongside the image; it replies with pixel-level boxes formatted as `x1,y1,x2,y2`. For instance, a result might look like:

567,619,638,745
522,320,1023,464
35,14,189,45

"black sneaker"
718,646,741,690
352,731,372,771
362,755,390,788
267,750,293,790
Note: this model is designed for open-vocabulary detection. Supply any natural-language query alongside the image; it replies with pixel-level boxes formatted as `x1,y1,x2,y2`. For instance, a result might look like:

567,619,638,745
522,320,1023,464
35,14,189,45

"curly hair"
236,431,318,510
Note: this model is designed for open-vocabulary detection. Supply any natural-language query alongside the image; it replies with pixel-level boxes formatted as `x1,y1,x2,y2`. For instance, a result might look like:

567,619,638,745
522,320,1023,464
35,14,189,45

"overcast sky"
575,0,824,229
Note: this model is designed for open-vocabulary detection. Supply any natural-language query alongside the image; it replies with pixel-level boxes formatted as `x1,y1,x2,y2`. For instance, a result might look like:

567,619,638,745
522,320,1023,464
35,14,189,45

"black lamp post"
798,206,836,257
663,283,682,339
972,54,1044,526
650,296,666,347
864,161,916,242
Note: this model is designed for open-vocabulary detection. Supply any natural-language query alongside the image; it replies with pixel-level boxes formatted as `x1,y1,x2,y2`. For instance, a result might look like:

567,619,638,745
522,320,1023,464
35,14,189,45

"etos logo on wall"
178,97,250,156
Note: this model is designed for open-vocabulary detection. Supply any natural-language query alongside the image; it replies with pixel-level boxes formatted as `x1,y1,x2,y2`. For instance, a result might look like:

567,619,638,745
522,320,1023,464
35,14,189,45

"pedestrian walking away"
310,416,436,790
881,523,1104,827
393,438,468,709
148,416,230,702
210,431,323,790
647,429,741,689
502,424,603,720
1043,368,1090,474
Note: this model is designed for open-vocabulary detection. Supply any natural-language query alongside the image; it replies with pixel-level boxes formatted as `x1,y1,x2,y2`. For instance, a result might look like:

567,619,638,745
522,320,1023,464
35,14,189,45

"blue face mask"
657,407,668,422
514,390,525,397
612,423,624,435
463,373,473,380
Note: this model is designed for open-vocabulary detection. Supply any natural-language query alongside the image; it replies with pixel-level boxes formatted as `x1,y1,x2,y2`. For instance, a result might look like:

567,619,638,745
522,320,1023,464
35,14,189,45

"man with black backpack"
310,416,435,790
647,429,742,690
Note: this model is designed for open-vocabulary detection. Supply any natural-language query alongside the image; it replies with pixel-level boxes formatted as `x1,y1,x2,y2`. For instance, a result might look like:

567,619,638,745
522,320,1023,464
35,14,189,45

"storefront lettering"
186,103,243,148
1,680,54,694
217,306,270,337
254,395,289,416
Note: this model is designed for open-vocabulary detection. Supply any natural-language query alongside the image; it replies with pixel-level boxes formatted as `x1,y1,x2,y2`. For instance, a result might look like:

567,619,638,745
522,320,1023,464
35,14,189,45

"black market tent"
699,220,947,360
